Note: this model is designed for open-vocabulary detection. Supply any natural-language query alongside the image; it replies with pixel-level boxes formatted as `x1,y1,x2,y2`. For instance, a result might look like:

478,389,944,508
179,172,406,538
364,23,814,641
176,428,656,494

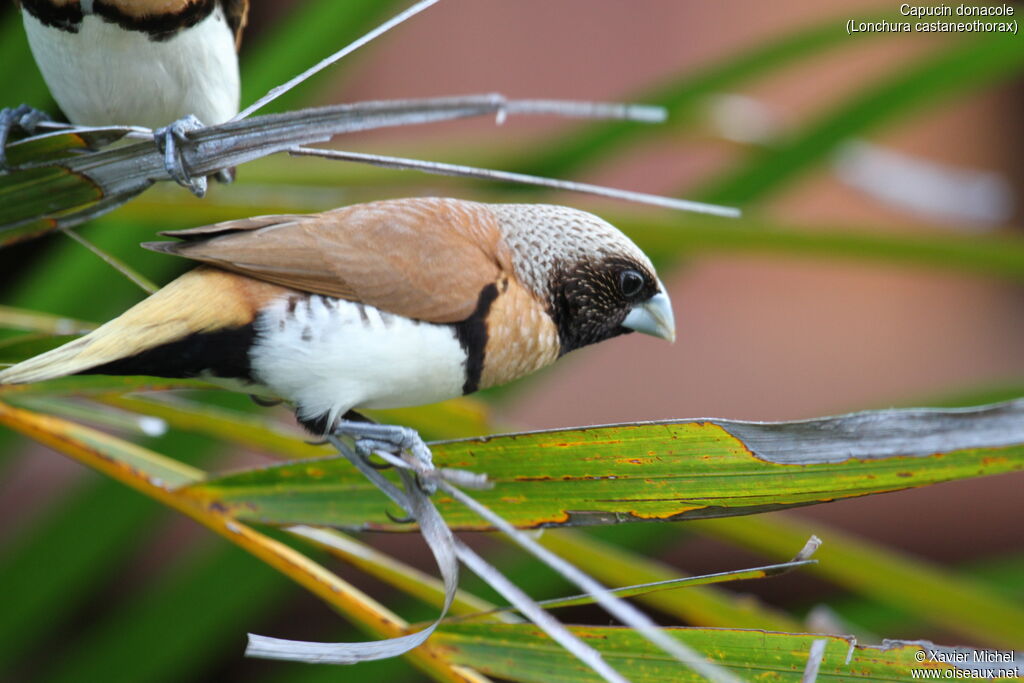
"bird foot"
214,167,235,184
249,394,283,407
384,507,416,524
0,104,52,171
154,114,208,197
332,420,436,493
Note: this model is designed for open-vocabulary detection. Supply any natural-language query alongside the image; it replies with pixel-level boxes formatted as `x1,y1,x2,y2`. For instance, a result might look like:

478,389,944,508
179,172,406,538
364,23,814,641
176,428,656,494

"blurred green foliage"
1,1,1022,681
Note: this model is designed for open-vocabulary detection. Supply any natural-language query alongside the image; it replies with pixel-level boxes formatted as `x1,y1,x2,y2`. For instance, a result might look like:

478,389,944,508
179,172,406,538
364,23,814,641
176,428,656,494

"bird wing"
219,0,248,49
144,198,511,324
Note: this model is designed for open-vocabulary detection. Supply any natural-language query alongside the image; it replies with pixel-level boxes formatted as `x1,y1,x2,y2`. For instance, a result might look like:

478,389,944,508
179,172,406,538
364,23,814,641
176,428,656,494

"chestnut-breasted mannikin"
0,197,675,458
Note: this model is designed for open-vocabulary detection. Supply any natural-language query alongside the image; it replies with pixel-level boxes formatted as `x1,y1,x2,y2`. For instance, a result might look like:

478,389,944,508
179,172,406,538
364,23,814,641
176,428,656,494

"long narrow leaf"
696,34,1024,205
0,305,96,335
0,478,159,669
43,545,291,683
0,216,225,671
452,554,813,624
0,375,217,397
0,95,670,241
534,529,803,632
611,213,1024,282
0,401,481,682
290,526,506,621
185,400,1024,530
692,514,1024,650
432,624,1013,683
511,14,875,180
96,392,493,447
0,8,53,107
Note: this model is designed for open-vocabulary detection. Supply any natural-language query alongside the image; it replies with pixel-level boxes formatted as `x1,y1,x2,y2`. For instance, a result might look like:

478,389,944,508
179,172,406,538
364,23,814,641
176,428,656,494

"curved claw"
250,394,283,407
414,472,437,496
384,507,415,524
363,455,394,471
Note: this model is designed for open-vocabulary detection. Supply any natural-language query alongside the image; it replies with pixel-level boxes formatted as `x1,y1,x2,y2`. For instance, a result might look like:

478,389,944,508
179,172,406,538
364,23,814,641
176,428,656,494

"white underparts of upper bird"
17,0,247,128
0,198,675,434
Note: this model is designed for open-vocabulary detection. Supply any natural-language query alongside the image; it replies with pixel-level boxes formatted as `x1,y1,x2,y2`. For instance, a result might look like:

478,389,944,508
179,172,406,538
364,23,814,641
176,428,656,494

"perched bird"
0,197,675,460
18,0,246,128
7,0,249,191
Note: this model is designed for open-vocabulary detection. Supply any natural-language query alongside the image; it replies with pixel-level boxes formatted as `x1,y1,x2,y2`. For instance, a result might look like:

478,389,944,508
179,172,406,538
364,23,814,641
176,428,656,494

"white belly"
22,6,239,128
250,295,468,427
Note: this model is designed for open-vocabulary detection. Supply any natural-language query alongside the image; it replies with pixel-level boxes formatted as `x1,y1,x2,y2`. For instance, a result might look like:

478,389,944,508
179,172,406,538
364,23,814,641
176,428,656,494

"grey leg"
154,114,208,197
0,104,52,170
334,420,434,469
333,420,436,494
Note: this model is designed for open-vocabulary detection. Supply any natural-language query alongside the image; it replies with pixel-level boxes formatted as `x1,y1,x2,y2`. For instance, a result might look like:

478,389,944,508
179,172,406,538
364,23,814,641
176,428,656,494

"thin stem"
291,146,742,218
0,402,483,683
440,481,744,683
59,228,158,294
233,0,441,121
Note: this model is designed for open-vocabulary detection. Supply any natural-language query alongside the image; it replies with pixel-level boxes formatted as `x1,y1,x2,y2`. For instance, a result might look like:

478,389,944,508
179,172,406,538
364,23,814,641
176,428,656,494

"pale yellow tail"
0,268,285,385
0,332,107,384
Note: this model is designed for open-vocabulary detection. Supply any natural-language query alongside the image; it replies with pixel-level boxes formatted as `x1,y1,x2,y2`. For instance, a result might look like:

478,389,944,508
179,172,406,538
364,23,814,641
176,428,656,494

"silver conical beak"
622,290,675,342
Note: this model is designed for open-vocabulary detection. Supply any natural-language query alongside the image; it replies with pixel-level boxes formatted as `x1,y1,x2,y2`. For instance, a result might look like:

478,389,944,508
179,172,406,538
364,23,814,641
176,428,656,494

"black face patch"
547,256,659,355
93,0,216,41
21,0,84,31
21,0,219,39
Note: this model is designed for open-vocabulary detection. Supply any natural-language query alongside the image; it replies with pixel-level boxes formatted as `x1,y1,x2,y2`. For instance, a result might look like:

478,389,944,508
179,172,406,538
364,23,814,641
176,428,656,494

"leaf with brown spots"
430,624,1004,683
183,399,1024,531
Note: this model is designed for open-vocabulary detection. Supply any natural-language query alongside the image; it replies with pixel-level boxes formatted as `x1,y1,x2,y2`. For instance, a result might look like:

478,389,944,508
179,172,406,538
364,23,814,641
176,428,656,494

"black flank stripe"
297,411,333,436
93,0,216,41
21,0,84,31
454,283,499,395
298,408,373,437
81,324,256,382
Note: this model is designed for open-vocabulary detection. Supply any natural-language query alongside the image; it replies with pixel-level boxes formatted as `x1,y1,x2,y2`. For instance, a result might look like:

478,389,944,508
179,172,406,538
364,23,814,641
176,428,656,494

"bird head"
491,204,675,354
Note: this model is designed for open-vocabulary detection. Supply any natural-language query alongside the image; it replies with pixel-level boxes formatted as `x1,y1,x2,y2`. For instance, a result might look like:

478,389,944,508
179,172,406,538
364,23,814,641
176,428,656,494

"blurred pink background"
284,0,1024,576
3,0,1021,639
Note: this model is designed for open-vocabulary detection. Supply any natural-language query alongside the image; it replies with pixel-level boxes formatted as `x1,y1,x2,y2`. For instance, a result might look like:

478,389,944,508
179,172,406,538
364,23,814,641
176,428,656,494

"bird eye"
618,269,645,297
